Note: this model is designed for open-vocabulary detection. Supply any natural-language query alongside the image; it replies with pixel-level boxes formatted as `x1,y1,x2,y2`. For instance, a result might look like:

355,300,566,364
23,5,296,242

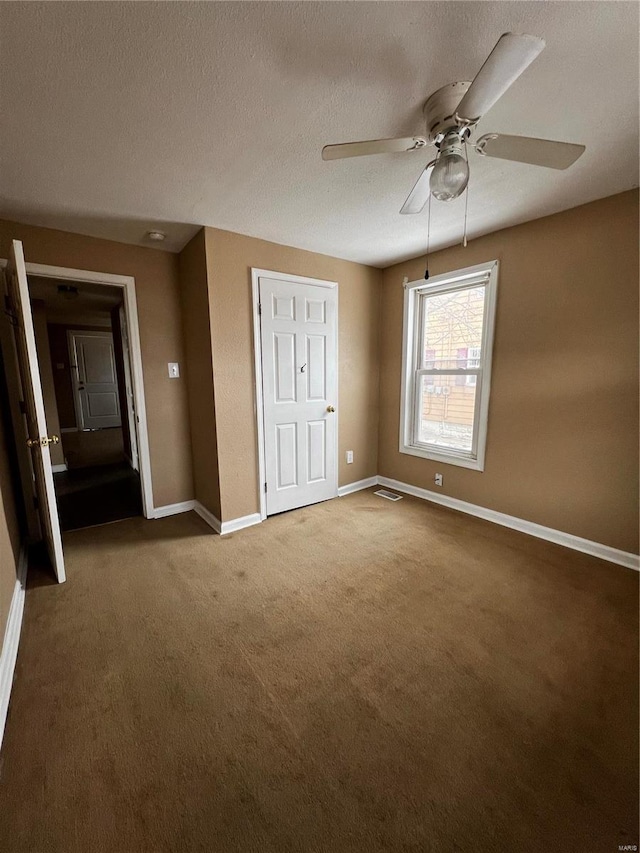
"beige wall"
178,231,221,519
31,302,65,467
2,192,636,553
0,219,194,508
204,228,382,522
0,394,22,644
379,191,639,554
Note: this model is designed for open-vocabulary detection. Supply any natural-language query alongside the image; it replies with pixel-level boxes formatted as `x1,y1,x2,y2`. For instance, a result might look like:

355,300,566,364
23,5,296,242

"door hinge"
264,482,267,493
258,302,262,315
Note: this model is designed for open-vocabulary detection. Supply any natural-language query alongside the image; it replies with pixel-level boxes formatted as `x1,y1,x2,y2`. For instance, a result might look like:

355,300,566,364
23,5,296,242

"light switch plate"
168,362,180,378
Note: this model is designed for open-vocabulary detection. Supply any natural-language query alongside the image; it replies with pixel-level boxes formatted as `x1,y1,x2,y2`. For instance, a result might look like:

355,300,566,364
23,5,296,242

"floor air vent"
374,489,403,502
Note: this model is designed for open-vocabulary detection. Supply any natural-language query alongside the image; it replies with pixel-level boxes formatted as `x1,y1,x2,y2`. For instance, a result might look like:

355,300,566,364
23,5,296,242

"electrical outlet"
434,473,443,487
346,450,354,464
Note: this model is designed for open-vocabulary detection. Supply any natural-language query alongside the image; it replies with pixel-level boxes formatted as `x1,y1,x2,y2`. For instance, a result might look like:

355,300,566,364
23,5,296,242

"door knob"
326,406,335,413
26,435,60,448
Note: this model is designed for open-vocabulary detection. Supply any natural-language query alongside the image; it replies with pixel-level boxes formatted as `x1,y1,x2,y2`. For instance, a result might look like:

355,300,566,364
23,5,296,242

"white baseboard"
220,513,262,535
156,500,261,537
377,476,640,571
193,502,261,536
193,501,221,534
0,546,28,753
153,500,196,519
338,476,378,497
51,463,67,473
156,478,638,569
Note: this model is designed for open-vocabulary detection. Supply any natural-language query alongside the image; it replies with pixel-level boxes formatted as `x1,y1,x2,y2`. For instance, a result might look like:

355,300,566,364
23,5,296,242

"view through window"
419,285,485,453
400,262,498,470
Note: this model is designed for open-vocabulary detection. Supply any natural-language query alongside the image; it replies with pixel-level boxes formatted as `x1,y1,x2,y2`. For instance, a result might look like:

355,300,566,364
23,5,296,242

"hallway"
54,462,142,531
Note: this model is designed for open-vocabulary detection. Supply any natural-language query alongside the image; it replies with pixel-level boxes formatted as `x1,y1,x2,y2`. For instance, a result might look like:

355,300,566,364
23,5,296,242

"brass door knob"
26,435,60,448
326,406,335,413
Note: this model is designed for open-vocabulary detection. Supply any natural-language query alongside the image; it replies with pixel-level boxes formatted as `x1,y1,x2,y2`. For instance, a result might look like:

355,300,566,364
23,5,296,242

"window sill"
400,443,485,472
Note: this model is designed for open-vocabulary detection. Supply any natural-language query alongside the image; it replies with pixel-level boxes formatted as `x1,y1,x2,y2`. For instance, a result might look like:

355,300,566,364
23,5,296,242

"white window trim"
399,260,499,472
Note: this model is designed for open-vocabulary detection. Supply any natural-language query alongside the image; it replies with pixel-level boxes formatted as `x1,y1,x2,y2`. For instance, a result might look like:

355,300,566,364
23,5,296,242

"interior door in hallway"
259,275,338,516
5,240,65,583
69,331,122,430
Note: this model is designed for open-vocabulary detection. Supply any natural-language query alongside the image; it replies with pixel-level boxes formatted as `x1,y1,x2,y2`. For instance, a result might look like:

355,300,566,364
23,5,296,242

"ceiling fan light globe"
429,153,469,201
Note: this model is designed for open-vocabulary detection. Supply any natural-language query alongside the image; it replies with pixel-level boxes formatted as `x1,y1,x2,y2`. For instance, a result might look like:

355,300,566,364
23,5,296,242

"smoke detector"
146,230,166,242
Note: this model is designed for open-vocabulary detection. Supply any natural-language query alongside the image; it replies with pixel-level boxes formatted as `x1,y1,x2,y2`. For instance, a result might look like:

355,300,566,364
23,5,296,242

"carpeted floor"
0,490,637,852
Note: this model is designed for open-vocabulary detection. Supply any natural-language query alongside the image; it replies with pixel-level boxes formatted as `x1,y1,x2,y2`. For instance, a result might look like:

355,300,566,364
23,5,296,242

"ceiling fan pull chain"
424,192,432,280
462,146,470,248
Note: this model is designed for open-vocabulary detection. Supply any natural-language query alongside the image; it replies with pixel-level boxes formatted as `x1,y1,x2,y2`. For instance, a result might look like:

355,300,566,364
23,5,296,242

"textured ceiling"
1,2,638,266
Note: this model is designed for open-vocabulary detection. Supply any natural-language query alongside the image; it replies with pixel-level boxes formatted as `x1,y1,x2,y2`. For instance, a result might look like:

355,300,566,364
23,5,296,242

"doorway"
252,269,339,519
27,275,142,531
1,246,154,581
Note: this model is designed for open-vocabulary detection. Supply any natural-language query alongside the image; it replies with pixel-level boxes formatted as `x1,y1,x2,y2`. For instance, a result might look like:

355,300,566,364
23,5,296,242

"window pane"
417,375,476,453
422,286,485,369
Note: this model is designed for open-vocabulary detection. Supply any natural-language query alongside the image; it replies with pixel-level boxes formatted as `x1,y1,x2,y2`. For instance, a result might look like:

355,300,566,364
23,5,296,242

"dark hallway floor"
54,462,142,531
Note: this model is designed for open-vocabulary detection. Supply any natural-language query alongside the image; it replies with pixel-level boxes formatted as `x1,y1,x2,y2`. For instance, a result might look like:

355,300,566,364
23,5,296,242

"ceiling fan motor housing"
438,130,467,159
423,81,472,142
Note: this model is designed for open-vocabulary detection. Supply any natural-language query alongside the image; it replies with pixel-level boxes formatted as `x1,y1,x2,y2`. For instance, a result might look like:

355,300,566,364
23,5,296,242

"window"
399,261,498,471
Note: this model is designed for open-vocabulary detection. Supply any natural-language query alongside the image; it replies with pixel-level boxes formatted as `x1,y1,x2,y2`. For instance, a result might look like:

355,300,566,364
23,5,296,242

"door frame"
251,268,339,521
0,259,154,518
118,304,139,471
67,329,121,431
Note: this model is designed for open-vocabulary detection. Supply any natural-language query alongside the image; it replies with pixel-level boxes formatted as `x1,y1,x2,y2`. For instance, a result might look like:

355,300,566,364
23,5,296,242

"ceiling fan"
322,33,586,214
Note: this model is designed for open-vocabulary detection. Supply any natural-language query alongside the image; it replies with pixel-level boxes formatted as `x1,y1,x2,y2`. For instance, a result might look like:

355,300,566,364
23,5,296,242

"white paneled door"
69,331,122,430
5,240,65,582
259,275,338,515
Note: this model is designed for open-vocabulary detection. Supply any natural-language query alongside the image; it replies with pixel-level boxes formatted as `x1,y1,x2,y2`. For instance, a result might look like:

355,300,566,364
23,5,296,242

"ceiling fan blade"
322,136,429,161
475,133,585,169
456,33,545,122
400,162,437,215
